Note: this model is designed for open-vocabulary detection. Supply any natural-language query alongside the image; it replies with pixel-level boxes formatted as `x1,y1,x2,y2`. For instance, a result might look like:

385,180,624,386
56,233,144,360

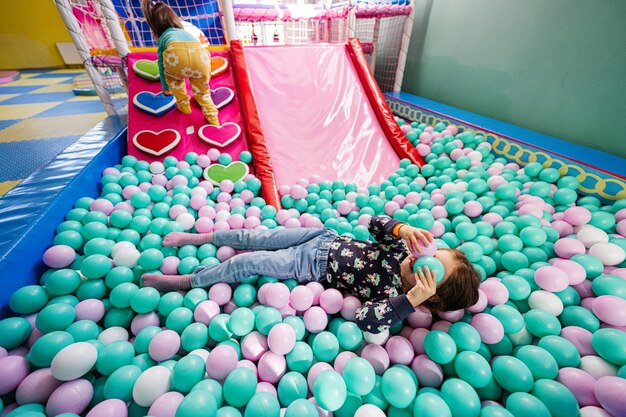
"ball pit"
0,119,625,417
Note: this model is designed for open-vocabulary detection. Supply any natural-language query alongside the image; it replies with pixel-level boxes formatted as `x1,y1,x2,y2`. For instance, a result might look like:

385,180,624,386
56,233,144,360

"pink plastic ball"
194,217,214,233
198,205,216,219
411,354,443,387
563,207,592,226
319,289,344,314
553,259,586,285
284,218,301,228
90,198,114,215
385,336,415,365
206,344,238,381
220,180,235,193
412,240,437,258
407,306,432,329
557,368,599,407
303,306,328,333
464,201,483,217
534,266,569,292
337,200,353,216
149,330,180,361
470,313,504,344
237,359,257,375
242,331,268,362
438,309,464,323
85,399,128,417
592,295,626,326
228,214,245,229
212,220,230,232
467,289,488,313
551,220,575,237
290,286,314,311
430,222,445,238
306,362,333,391
207,148,221,161
594,376,626,417
431,320,451,332
256,382,277,396
193,300,220,325
340,296,362,321
360,344,390,375
279,185,291,196
480,278,509,305
257,351,286,384
305,217,323,228
290,185,308,200
15,367,63,405
417,144,431,156
43,245,76,269
74,299,105,322
131,312,160,335
208,283,232,306
46,379,93,416
267,323,296,355
306,282,325,305
400,124,412,134
482,213,503,226
561,326,595,356
554,238,586,259
333,351,357,374
408,328,429,355
243,216,261,229
265,283,290,309
216,246,236,262
148,391,184,417
160,256,181,275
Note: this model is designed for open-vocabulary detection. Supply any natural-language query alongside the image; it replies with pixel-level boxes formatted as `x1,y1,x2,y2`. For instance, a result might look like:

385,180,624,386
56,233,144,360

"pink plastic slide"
243,44,401,190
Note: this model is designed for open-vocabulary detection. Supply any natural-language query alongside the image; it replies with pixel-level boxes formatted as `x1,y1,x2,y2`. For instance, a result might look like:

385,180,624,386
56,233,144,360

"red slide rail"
345,38,425,167
230,40,282,209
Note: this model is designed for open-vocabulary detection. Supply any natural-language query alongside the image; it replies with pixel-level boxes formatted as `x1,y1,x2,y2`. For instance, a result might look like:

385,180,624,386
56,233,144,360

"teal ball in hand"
413,256,445,283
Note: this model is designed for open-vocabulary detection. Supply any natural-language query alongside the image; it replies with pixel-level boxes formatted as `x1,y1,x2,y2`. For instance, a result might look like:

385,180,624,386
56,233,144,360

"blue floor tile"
0,136,82,181
0,86,41,94
35,100,106,117
2,92,76,105
60,78,77,84
0,119,21,131
32,72,84,78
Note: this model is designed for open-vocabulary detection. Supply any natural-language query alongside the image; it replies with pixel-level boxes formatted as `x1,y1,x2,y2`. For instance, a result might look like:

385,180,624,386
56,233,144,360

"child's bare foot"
141,273,192,291
163,232,212,247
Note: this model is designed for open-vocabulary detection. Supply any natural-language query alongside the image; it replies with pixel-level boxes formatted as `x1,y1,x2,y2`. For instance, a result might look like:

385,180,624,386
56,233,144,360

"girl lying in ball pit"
142,216,481,333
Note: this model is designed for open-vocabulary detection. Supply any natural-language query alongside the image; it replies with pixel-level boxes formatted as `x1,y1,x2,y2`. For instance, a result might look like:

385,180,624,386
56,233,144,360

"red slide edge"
230,41,282,209
345,38,425,167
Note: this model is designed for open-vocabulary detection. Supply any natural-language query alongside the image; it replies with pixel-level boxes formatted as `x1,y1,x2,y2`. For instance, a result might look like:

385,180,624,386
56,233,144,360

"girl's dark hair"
141,0,183,38
422,249,481,313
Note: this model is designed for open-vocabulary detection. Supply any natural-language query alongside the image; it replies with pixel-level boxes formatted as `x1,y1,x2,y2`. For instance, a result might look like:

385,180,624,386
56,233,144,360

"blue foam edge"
386,92,626,179
0,116,127,317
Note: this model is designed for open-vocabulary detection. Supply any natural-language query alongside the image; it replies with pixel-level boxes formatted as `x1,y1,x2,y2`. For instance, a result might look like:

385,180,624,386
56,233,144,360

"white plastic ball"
132,366,172,407
527,291,564,316
363,329,389,346
588,242,626,266
113,248,140,268
149,161,165,174
579,356,618,379
98,326,129,345
176,213,196,230
111,241,136,257
467,151,483,161
576,226,609,248
51,342,98,381
355,404,387,417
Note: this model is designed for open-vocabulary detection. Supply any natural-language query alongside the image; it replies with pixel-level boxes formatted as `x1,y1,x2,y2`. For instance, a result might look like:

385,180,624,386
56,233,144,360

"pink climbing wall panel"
127,51,247,163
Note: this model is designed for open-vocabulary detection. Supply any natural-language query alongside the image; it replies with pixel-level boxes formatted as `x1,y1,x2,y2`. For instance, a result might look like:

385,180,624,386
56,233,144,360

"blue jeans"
190,228,337,288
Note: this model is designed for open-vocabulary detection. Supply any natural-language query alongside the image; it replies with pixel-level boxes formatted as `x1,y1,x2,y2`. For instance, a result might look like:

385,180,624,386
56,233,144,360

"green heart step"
203,161,250,185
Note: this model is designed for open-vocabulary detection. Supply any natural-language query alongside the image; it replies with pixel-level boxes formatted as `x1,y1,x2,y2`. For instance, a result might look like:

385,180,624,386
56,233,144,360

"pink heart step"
198,122,241,148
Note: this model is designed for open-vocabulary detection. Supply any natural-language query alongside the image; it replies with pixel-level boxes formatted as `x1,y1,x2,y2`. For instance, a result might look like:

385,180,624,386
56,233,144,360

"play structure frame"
54,0,416,116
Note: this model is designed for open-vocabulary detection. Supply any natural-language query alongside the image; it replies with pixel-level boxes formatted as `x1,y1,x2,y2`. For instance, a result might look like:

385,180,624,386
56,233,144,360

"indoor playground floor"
0,69,111,196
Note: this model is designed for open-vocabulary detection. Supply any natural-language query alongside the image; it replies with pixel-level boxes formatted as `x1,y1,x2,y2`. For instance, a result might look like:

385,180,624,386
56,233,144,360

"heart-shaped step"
133,129,181,156
133,59,160,81
198,122,241,148
212,87,234,109
211,57,228,78
203,161,250,185
133,91,177,116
